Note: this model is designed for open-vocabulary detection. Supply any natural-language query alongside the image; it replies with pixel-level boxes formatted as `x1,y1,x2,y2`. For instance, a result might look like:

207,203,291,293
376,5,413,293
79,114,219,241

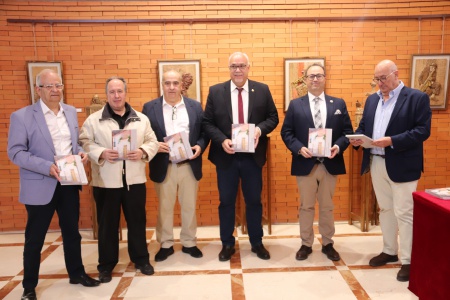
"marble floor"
0,223,418,300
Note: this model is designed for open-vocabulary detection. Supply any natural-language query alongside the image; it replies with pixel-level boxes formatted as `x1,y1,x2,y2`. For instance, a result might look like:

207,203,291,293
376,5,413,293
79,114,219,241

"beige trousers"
370,155,417,264
296,163,337,247
154,163,199,248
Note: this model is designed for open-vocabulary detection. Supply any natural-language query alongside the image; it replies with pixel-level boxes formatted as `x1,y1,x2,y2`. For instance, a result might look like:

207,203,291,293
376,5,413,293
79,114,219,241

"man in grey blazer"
142,70,209,262
281,63,354,262
203,52,279,261
7,69,100,300
350,60,432,282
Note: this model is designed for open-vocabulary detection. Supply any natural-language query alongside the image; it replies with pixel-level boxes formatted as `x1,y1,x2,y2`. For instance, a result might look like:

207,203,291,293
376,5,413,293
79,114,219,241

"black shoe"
397,264,410,282
98,270,112,283
369,252,399,267
155,246,174,262
182,246,203,258
321,243,340,261
295,245,312,261
21,288,36,300
135,263,154,275
251,244,270,260
218,245,235,261
69,273,101,287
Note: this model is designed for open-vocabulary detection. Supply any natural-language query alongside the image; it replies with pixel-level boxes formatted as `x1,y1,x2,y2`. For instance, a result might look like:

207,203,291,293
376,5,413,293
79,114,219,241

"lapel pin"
252,89,254,92
330,100,333,103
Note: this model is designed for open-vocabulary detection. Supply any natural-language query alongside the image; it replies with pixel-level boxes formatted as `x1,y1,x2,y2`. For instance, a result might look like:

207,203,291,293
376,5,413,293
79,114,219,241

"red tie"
237,88,244,124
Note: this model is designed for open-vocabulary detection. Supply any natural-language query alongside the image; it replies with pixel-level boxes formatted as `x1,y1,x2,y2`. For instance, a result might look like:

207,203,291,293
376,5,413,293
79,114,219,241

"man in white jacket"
80,76,159,283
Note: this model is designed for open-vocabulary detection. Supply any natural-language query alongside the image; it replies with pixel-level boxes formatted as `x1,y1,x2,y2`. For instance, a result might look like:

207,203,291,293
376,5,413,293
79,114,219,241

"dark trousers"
93,183,149,272
217,154,263,246
23,184,84,288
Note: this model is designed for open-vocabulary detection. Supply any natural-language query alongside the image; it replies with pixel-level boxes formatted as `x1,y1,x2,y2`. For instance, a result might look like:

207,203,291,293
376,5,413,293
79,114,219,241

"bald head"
374,60,400,97
375,60,398,74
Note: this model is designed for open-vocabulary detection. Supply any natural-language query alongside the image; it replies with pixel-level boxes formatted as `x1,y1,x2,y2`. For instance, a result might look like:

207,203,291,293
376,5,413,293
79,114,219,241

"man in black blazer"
142,70,209,262
281,63,353,262
349,60,431,282
203,52,279,261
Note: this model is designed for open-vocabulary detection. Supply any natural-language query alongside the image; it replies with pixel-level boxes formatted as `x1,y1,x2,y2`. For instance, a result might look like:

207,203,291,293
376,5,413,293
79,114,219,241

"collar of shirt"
307,92,325,104
230,80,249,93
162,95,185,109
40,99,64,117
376,80,405,102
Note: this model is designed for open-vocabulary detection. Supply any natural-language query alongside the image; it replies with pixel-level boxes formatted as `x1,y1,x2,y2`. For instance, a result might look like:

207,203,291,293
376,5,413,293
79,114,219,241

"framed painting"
27,61,63,104
411,54,450,110
157,59,201,103
284,57,325,112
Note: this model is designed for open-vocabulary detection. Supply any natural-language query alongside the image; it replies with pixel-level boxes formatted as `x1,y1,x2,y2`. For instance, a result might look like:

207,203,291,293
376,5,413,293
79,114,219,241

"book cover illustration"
164,131,193,163
231,123,255,153
425,188,450,200
112,129,137,160
308,128,332,157
54,155,88,185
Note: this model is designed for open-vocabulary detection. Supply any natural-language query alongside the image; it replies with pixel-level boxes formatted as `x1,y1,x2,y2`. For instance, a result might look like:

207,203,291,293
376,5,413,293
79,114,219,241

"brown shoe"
321,243,340,261
369,252,399,267
397,264,410,282
295,245,312,261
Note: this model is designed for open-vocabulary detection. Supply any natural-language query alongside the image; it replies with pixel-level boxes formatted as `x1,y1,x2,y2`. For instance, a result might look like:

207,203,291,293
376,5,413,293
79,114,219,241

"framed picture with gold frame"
411,54,449,110
284,57,325,112
157,60,201,103
27,61,63,104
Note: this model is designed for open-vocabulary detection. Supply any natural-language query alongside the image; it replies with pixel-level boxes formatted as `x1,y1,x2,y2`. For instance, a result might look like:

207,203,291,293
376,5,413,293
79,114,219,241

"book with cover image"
425,188,450,200
112,129,137,160
232,123,255,153
164,131,193,163
54,155,88,185
308,128,332,157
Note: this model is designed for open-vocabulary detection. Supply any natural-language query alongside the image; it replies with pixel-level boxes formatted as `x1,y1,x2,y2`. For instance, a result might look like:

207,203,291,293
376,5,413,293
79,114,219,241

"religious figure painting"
27,61,63,104
284,57,326,112
411,54,449,110
157,60,201,103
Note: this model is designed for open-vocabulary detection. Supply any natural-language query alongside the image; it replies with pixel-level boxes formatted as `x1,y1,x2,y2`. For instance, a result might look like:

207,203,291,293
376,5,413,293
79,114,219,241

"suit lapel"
387,87,407,129
224,81,233,122
248,80,255,120
325,95,334,126
61,103,77,154
154,97,167,136
300,96,315,128
185,98,196,143
33,101,56,155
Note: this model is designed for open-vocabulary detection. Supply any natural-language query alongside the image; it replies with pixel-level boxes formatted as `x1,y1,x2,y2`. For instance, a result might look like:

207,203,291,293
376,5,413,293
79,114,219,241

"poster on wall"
284,57,326,112
27,61,64,104
157,60,201,103
410,54,450,110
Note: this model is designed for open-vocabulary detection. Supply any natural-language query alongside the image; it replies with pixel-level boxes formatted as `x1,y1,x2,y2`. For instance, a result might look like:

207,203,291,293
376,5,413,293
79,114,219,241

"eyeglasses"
164,81,180,87
229,64,248,71
373,71,395,83
172,106,177,120
305,74,325,81
39,84,64,90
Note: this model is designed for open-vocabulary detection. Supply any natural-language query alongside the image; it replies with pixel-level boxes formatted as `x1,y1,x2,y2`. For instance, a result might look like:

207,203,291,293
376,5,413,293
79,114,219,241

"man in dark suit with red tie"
203,52,279,261
281,63,354,262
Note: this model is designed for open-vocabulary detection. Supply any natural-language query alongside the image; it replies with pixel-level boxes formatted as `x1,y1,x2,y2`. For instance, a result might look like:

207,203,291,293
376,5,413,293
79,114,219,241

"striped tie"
314,97,322,129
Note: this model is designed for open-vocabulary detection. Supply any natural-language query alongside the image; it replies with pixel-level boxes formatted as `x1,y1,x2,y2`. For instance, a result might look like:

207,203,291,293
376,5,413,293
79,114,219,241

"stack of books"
425,188,450,200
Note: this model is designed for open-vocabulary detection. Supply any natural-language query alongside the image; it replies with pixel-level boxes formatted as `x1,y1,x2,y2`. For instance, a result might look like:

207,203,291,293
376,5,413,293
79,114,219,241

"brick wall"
1,0,449,232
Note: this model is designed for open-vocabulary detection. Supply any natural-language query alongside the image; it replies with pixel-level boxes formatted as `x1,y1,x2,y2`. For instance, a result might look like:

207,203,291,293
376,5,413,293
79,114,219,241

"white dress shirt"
40,100,72,155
